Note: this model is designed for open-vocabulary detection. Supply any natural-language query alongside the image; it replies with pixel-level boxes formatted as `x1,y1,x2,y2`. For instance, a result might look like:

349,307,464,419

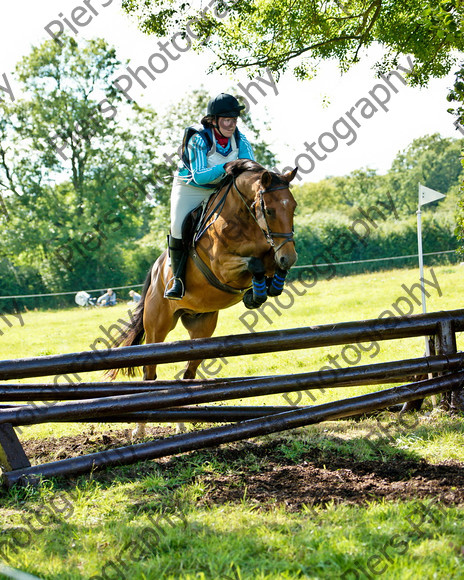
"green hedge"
292,211,458,279
1,212,458,313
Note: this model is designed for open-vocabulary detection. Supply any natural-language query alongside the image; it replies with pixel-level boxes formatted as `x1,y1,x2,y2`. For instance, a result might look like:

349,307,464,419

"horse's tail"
105,265,153,380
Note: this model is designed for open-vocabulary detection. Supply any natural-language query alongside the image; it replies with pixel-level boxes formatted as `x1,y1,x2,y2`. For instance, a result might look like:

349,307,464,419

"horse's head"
224,160,298,271
253,167,298,271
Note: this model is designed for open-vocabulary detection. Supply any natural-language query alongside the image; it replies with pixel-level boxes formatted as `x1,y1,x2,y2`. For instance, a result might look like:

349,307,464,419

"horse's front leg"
243,257,268,309
267,267,288,297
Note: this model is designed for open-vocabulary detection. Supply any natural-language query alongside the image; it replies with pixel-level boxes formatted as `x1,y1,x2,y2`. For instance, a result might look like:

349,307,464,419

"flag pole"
417,182,445,360
417,183,430,357
416,206,427,315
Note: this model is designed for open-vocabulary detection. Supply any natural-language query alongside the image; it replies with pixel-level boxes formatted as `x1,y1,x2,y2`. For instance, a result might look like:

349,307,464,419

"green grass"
1,473,463,579
1,264,464,578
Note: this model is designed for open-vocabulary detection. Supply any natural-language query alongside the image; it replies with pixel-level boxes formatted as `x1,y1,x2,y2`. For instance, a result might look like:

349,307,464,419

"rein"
232,176,295,252
191,178,251,295
194,180,234,243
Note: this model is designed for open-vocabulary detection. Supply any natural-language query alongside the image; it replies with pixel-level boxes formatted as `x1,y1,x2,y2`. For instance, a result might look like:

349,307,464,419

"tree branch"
0,140,21,197
216,33,364,71
354,0,382,60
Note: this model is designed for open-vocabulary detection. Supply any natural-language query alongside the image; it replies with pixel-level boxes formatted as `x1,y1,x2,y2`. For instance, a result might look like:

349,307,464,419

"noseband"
233,177,295,252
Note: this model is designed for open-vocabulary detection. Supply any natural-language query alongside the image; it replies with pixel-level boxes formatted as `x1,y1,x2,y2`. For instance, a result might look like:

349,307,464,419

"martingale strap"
189,248,251,295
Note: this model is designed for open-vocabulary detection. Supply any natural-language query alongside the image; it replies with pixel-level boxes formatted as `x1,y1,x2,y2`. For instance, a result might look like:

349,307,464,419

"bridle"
233,176,295,252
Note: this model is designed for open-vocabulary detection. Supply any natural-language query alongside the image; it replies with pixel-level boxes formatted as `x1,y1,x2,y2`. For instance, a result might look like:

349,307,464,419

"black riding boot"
164,236,187,300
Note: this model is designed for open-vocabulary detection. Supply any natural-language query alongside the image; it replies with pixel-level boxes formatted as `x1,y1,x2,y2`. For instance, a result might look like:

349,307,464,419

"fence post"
435,320,464,412
401,336,436,413
0,424,30,472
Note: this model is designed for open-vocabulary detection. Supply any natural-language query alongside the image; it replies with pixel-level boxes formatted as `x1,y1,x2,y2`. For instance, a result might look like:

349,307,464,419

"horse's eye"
265,208,276,217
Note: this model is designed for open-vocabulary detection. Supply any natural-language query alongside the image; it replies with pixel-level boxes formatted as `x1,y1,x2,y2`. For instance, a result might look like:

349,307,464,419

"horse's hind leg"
176,311,219,432
181,311,219,379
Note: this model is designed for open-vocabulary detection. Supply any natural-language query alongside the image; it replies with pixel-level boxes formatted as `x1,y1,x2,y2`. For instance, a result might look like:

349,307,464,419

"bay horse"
108,159,298,436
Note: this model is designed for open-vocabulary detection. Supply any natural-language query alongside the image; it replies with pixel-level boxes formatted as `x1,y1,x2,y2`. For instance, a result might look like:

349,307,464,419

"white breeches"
170,177,214,239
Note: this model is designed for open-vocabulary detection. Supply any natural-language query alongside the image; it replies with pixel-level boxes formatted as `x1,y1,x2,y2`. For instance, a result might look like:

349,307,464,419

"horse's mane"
214,159,286,192
226,159,265,176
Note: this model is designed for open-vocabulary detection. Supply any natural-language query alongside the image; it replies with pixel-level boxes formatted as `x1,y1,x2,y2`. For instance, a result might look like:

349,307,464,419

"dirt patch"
19,429,464,510
184,440,464,510
198,456,464,510
21,426,172,462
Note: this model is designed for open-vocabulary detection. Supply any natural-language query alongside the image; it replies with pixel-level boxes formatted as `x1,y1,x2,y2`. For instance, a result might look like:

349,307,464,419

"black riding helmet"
207,93,245,118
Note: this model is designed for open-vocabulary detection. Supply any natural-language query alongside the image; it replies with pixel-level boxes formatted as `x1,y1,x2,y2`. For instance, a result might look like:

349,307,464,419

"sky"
1,0,462,183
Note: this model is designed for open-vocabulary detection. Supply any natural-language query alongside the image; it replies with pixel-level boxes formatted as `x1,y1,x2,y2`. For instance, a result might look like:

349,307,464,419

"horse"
107,159,298,437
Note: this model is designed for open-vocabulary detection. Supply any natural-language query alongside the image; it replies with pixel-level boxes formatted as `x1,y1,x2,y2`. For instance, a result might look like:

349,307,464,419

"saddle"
181,179,233,248
181,202,206,249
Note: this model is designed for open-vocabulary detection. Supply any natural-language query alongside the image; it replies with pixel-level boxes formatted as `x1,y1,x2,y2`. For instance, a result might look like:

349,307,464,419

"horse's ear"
261,171,272,189
283,167,298,183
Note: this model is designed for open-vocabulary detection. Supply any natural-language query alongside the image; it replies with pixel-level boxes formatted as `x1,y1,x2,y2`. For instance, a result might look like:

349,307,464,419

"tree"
294,178,346,216
122,0,464,87
0,37,277,306
385,134,463,215
293,170,386,217
0,36,165,297
447,62,464,129
293,135,464,219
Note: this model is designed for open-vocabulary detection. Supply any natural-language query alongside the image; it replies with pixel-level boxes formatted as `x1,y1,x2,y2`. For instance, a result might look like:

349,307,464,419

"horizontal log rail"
1,353,463,426
4,371,464,487
1,353,463,402
0,404,404,422
0,309,462,381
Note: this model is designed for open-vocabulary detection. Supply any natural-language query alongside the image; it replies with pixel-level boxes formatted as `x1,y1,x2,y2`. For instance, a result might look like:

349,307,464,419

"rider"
164,93,256,300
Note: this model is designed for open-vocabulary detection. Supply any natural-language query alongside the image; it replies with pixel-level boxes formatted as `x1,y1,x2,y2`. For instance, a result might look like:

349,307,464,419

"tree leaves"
122,0,464,88
0,37,276,300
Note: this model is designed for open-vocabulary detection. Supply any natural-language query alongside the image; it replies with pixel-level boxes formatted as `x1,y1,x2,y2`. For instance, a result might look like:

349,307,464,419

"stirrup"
164,276,185,300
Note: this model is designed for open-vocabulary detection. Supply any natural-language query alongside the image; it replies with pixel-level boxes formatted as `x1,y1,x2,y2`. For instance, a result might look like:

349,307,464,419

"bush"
292,211,457,279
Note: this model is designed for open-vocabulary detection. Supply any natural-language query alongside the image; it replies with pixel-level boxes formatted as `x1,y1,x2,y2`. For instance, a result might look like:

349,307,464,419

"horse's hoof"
243,289,267,309
267,286,283,297
175,422,187,434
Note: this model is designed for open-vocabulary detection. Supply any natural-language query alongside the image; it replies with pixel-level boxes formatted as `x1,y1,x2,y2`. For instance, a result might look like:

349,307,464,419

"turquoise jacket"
178,128,255,188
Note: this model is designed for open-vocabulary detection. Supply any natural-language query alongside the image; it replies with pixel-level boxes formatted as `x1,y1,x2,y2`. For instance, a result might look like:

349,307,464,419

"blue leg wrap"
268,270,287,297
243,277,268,309
252,277,268,305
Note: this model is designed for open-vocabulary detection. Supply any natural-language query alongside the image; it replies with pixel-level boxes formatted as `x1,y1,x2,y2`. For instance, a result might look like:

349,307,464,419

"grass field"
1,264,464,579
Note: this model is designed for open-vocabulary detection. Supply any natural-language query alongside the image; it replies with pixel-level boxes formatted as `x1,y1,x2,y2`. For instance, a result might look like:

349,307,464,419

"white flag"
419,183,446,206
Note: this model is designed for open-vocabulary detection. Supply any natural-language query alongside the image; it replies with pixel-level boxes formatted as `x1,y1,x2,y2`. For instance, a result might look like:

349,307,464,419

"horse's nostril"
278,252,297,270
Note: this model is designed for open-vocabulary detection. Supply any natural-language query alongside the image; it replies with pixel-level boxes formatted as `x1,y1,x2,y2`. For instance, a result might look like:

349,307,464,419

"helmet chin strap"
213,116,228,139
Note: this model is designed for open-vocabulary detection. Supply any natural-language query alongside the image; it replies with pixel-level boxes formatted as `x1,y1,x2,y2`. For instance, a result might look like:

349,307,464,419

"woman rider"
164,93,256,300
